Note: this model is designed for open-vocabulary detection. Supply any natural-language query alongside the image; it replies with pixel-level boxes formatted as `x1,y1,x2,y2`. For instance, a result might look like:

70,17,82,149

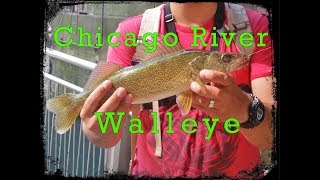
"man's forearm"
240,102,274,150
238,75,275,151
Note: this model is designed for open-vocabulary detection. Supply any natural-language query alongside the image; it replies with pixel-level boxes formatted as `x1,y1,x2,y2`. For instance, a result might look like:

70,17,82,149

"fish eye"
221,54,232,62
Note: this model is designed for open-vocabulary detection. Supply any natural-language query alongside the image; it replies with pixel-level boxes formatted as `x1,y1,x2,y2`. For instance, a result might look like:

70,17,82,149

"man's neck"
170,2,218,27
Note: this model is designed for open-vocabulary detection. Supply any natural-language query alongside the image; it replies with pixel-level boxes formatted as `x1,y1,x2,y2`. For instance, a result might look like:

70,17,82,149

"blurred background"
43,2,268,178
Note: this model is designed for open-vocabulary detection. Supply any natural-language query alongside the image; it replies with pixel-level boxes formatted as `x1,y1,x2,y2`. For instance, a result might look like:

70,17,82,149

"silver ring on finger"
208,100,215,108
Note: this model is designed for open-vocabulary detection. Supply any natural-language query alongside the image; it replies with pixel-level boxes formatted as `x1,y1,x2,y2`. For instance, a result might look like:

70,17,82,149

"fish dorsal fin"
133,34,183,63
83,61,122,91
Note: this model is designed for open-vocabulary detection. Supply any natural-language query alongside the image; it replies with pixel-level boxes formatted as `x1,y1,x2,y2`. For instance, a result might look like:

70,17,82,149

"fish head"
205,52,249,73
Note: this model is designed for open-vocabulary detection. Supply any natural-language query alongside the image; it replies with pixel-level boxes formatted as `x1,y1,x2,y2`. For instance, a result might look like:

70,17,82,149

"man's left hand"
190,69,253,122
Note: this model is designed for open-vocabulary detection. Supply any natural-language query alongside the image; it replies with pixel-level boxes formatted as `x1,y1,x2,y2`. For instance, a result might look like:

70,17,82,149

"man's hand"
190,69,252,122
80,80,133,148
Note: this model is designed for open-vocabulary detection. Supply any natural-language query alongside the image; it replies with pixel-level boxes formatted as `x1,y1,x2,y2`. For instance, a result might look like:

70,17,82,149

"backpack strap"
211,2,225,51
136,4,165,44
222,3,255,57
163,3,177,35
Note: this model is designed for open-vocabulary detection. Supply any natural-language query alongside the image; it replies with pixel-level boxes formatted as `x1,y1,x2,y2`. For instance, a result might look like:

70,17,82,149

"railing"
43,48,128,177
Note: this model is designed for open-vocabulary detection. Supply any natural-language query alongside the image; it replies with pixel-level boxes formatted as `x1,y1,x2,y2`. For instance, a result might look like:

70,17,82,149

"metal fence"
43,48,126,177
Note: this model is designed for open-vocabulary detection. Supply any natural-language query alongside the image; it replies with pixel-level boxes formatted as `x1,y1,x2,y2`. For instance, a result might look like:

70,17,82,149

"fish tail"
46,93,84,134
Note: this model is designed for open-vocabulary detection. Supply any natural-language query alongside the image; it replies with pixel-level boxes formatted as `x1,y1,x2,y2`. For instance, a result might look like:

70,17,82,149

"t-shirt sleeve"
106,16,142,67
249,11,273,80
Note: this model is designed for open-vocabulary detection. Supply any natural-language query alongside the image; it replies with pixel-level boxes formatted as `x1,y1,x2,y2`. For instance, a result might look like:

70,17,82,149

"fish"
46,36,249,134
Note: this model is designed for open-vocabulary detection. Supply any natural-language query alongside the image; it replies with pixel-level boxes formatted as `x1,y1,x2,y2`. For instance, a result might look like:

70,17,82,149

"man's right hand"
80,80,133,148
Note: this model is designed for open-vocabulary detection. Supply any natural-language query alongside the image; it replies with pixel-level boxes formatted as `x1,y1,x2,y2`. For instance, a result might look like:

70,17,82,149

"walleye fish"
46,36,249,134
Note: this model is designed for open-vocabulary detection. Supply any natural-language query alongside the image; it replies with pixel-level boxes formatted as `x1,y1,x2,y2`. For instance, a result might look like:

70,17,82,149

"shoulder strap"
222,3,255,57
211,2,225,51
163,3,176,35
136,4,164,44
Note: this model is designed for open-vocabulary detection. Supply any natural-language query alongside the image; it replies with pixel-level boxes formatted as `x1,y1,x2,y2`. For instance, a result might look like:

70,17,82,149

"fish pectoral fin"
176,90,193,115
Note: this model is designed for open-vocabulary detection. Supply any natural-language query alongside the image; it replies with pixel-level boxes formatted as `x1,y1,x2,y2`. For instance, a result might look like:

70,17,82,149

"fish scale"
110,51,198,103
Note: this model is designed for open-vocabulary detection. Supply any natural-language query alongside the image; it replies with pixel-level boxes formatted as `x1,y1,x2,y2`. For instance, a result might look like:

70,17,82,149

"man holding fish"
55,2,275,178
